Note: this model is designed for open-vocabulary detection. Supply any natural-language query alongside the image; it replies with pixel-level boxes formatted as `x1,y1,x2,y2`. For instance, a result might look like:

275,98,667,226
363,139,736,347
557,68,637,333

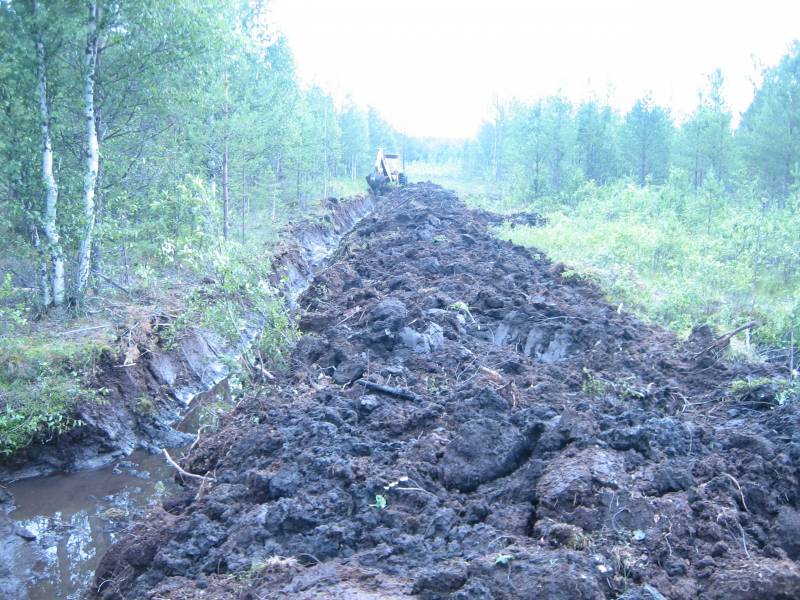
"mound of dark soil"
92,184,800,599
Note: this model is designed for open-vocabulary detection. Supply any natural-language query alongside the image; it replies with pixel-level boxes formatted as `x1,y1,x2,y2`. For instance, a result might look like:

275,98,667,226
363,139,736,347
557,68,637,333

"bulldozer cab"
375,148,402,182
367,148,407,193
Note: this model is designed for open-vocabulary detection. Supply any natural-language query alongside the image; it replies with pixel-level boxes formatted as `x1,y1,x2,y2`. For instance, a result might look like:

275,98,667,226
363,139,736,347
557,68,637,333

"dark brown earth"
91,183,800,600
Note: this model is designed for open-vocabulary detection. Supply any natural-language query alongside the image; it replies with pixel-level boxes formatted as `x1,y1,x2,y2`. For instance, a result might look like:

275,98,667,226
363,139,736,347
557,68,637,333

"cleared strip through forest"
92,184,800,600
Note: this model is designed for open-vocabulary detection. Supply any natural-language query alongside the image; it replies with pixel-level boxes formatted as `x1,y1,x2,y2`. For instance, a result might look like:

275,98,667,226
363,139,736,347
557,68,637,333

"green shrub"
581,368,606,398
495,179,800,350
0,273,27,334
0,337,107,455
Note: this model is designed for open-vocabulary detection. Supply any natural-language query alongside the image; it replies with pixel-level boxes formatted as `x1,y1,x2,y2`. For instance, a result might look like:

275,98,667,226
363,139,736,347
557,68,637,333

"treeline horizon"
456,42,800,352
2,0,797,321
461,41,799,204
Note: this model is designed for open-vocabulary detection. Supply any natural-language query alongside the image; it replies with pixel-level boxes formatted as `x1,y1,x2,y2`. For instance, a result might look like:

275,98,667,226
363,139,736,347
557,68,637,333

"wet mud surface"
1,449,175,599
92,184,800,599
0,382,232,599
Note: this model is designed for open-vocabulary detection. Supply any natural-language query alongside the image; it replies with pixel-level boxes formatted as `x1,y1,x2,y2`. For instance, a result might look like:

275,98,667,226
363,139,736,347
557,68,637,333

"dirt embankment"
92,184,800,600
0,195,376,483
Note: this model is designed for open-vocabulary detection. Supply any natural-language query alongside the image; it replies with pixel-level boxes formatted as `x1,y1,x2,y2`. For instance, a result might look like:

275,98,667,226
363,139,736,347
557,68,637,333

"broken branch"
56,324,110,336
692,321,759,359
162,448,215,482
96,272,132,296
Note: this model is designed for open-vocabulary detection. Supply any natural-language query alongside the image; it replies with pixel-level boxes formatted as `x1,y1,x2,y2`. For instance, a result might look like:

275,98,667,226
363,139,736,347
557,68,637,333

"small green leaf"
495,554,514,566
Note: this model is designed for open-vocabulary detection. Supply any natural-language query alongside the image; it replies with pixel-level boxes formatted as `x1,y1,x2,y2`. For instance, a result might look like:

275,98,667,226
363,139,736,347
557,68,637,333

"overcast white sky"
271,0,800,139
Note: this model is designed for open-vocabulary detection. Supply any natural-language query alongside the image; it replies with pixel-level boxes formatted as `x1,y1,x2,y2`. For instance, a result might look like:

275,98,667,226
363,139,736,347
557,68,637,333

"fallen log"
355,379,419,401
692,321,759,360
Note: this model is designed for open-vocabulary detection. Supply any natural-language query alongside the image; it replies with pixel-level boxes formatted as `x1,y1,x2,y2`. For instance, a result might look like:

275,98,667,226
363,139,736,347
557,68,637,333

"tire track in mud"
92,183,800,600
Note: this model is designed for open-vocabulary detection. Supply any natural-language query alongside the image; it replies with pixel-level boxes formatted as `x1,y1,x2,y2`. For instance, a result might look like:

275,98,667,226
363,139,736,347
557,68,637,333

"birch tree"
222,73,230,241
33,0,65,306
1,3,50,307
1,0,379,316
339,102,369,181
76,1,100,295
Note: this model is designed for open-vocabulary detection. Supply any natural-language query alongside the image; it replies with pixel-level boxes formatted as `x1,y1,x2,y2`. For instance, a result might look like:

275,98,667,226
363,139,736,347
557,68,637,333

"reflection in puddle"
5,450,174,599
3,379,232,599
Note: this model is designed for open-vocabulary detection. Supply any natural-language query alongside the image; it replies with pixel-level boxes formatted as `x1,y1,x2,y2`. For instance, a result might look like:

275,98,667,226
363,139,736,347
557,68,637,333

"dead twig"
295,553,321,565
162,448,215,482
96,272,132,296
611,507,631,531
56,324,111,336
532,314,591,324
736,519,750,559
717,509,750,559
335,306,363,327
721,472,749,513
188,425,207,453
479,365,503,383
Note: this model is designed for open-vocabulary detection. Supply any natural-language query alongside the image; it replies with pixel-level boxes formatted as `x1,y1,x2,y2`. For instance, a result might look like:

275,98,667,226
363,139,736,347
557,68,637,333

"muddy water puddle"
3,450,174,599
2,380,231,599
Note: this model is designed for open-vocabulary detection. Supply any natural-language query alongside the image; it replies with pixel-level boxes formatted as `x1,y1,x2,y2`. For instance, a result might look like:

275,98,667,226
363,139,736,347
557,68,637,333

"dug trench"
0,194,378,485
0,194,378,598
91,183,800,600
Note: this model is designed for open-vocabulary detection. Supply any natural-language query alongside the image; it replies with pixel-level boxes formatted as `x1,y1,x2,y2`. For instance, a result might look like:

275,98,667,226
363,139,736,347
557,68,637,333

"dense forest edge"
0,0,798,459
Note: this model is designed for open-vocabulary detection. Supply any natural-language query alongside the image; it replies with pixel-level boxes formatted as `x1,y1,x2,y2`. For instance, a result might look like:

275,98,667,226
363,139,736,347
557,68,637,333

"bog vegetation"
461,45,800,359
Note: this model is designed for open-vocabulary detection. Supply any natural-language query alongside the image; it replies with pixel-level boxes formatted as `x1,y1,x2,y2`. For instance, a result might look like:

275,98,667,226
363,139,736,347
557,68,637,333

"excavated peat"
92,184,800,600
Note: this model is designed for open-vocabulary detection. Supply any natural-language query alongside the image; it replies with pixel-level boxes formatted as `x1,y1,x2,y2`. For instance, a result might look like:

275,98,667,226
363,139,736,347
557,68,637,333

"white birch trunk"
222,133,229,241
32,226,51,307
322,102,328,198
272,158,279,222
76,1,100,295
34,0,65,307
240,168,246,242
23,197,51,307
91,38,104,287
221,75,230,241
33,232,51,307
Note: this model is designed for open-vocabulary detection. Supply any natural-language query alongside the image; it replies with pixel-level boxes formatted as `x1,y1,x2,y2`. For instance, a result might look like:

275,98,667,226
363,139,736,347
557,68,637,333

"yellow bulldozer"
366,148,407,194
